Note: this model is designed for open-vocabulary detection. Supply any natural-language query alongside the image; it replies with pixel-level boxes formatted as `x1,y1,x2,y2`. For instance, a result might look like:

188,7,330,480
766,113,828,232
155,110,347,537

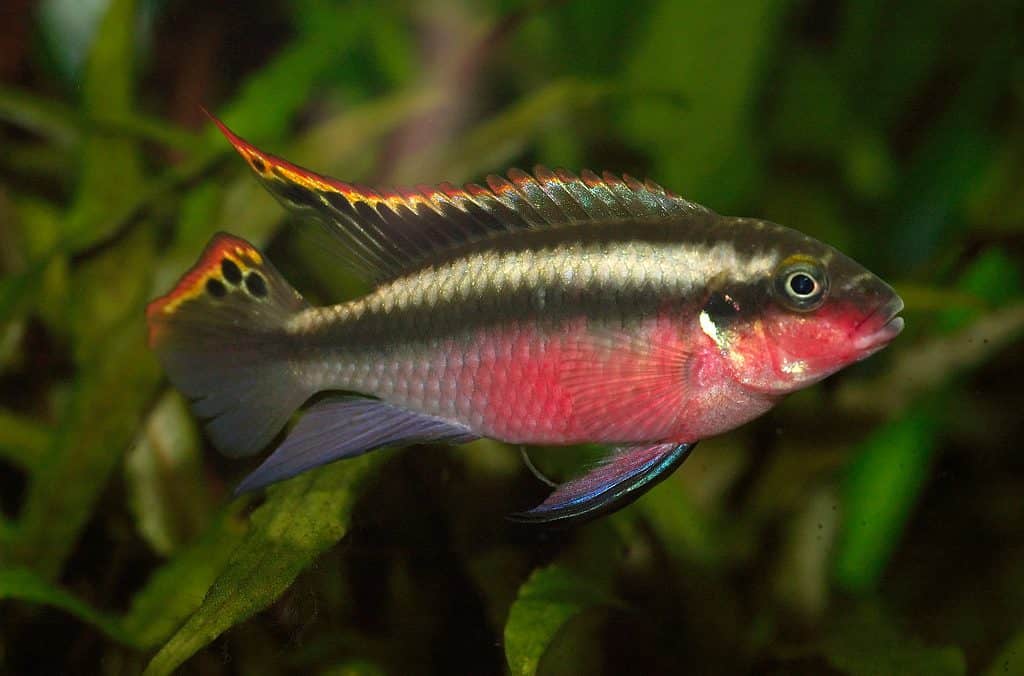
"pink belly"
356,314,771,445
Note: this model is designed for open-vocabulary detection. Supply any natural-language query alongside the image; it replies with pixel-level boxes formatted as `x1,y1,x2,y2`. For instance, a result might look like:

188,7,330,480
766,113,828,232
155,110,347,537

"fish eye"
775,258,828,311
787,272,817,297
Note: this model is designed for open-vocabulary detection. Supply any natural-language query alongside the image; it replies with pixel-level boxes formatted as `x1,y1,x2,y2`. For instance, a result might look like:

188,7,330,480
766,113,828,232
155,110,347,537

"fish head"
700,220,904,395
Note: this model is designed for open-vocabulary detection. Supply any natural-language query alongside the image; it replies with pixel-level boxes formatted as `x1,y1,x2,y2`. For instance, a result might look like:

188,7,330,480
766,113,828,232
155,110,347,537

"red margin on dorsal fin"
205,111,711,283
204,111,442,215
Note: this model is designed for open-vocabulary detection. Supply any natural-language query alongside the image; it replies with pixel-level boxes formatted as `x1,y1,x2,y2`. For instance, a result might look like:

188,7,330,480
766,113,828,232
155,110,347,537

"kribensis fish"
146,117,904,524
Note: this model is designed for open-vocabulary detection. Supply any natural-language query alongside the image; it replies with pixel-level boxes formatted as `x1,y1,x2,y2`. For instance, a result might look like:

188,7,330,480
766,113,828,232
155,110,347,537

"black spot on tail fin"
146,233,312,457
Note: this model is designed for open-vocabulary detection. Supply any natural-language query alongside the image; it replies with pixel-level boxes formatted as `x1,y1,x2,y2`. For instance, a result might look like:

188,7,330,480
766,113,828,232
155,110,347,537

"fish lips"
852,296,905,356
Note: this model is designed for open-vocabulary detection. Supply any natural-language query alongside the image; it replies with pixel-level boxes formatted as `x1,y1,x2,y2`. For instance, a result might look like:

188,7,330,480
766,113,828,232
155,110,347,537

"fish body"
147,118,904,522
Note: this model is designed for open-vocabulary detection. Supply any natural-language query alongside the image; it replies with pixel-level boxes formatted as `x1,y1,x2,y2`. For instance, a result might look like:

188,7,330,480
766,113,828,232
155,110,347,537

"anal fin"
235,397,478,494
508,442,697,525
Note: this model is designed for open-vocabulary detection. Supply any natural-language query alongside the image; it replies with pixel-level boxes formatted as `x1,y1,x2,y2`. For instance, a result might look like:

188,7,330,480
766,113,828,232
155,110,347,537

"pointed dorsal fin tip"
208,115,709,283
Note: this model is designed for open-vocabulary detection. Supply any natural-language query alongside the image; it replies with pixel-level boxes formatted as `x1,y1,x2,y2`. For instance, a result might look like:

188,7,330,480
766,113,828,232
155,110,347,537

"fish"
145,116,905,524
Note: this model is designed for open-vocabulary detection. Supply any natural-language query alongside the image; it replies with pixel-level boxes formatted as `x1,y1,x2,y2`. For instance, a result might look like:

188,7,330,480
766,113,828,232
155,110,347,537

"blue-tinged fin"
209,114,710,284
146,233,311,457
234,397,478,494
508,442,697,525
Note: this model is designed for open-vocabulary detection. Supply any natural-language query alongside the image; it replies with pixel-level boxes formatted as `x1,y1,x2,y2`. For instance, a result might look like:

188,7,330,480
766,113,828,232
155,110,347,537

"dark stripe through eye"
221,259,242,284
245,272,268,297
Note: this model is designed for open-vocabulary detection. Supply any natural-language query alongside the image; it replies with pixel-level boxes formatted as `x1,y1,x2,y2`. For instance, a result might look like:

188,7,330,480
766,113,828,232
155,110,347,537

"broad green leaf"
422,78,615,184
320,661,388,676
503,564,610,676
937,248,1024,331
64,0,145,251
0,409,50,473
0,518,14,546
10,311,161,577
620,0,786,208
214,1,373,141
819,603,965,676
9,198,69,335
966,127,1024,234
8,222,159,577
0,84,80,146
143,454,384,676
121,508,248,648
0,567,138,647
985,625,1024,676
0,84,204,153
633,473,719,566
768,51,851,158
833,405,939,592
837,0,953,127
885,28,1013,267
125,392,213,556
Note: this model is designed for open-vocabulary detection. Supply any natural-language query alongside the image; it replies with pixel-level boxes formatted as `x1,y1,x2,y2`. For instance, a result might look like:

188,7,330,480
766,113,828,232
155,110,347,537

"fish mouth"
852,296,905,355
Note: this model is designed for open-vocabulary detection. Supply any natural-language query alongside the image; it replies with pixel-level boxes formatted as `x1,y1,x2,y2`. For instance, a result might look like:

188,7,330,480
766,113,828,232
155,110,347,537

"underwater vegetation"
1,0,1023,674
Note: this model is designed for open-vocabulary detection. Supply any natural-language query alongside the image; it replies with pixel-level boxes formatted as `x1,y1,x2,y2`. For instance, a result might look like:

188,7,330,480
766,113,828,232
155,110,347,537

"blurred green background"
1,0,1022,674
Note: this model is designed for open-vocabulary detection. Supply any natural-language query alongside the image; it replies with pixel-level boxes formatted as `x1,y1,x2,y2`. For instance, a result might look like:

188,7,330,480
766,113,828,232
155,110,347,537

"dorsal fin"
210,115,709,283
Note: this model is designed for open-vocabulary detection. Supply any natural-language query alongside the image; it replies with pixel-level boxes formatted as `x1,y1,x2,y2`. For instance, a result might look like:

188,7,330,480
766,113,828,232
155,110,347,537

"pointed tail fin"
146,233,312,457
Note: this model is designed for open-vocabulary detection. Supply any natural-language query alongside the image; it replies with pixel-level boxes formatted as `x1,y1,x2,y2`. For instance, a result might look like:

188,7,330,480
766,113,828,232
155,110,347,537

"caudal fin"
146,233,311,457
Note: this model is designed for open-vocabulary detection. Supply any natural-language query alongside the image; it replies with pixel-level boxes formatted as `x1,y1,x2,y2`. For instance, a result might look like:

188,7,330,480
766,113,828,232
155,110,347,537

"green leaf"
0,84,80,146
214,2,373,141
121,508,249,648
833,405,939,592
143,454,384,676
985,624,1024,676
0,567,138,646
503,564,611,676
819,603,965,676
9,311,161,577
422,78,616,184
620,0,786,208
937,248,1024,331
0,84,204,153
64,0,145,251
0,408,50,473
633,473,719,566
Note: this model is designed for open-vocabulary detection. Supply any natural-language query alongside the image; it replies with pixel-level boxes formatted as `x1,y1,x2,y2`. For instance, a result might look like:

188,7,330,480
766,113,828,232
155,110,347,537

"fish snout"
851,293,904,354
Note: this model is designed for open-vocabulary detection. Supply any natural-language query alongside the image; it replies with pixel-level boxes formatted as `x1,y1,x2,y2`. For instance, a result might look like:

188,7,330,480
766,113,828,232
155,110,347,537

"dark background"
0,0,1022,673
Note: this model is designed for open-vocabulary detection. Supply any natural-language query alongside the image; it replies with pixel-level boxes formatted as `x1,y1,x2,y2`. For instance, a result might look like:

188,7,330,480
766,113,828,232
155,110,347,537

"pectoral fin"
508,442,697,525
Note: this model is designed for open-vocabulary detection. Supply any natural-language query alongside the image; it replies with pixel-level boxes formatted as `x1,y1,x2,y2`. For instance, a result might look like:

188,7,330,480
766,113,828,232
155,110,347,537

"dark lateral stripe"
303,241,779,351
